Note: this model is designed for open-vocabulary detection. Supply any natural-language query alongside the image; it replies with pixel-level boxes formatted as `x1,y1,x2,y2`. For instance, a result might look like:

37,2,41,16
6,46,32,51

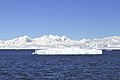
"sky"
0,0,120,40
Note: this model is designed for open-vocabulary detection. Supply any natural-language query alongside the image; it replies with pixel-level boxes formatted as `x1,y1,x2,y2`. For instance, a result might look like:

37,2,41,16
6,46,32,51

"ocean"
0,50,120,80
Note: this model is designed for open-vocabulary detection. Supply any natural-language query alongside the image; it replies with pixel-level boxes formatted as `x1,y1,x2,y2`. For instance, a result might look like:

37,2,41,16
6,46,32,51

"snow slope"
0,35,120,48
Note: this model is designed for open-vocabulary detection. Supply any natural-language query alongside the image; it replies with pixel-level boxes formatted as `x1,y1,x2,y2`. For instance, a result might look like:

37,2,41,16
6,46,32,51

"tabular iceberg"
34,47,102,55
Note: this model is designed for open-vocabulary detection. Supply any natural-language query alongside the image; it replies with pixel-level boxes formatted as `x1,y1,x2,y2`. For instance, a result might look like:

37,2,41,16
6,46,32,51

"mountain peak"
21,35,30,39
14,35,32,43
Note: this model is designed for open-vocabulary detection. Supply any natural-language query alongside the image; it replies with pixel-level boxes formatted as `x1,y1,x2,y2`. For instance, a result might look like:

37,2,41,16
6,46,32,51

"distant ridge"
0,35,120,49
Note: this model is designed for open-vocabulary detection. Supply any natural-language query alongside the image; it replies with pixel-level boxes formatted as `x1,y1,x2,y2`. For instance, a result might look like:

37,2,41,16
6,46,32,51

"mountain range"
0,35,120,49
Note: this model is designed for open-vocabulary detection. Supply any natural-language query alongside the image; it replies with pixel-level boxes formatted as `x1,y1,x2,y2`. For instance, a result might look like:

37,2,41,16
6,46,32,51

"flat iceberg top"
34,47,102,55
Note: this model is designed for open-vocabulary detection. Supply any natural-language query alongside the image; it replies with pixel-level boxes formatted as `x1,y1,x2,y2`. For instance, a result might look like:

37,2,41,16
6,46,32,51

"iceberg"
34,47,102,55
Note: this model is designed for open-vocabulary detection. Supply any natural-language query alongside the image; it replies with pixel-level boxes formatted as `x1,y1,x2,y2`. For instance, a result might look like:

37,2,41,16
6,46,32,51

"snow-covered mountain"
0,35,120,49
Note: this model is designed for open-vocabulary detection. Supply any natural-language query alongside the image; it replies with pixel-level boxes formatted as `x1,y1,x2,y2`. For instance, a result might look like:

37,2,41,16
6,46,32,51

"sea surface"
0,50,120,80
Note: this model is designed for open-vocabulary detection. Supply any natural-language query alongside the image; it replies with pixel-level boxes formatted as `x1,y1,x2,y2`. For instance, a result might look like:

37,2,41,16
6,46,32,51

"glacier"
0,35,120,55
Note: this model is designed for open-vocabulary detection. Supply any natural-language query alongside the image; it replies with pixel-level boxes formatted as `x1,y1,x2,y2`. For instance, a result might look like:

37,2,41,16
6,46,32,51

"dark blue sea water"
0,50,120,80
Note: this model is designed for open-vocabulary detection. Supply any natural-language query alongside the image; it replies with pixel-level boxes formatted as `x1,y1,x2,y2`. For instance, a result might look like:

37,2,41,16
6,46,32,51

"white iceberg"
34,47,102,55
